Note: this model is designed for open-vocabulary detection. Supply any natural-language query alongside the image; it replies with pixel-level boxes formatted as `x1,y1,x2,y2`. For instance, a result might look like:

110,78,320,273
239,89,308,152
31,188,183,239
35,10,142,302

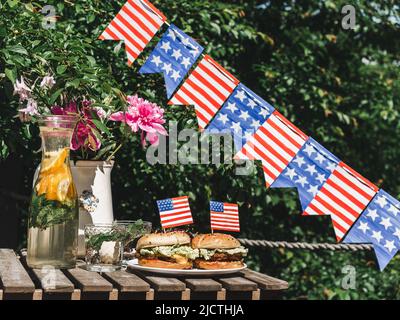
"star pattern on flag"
206,84,275,152
271,138,340,211
140,24,203,98
344,190,400,270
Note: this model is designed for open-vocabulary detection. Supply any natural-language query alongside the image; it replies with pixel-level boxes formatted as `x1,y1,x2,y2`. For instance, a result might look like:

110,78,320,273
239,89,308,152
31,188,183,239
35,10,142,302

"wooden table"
0,249,288,300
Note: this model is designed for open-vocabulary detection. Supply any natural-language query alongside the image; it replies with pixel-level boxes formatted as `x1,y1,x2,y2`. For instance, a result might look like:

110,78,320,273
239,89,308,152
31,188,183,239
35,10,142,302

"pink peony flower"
13,76,32,102
51,100,101,152
109,95,167,147
40,75,56,89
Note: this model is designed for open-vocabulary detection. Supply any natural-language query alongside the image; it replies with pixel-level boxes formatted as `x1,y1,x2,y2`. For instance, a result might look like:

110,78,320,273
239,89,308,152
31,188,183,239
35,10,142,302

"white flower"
19,98,39,116
13,76,32,101
95,107,108,120
40,75,56,89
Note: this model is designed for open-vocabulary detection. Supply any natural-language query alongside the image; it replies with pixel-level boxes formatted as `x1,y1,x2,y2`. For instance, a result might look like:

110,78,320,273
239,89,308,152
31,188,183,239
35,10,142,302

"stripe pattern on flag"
303,162,379,241
210,201,240,232
99,0,166,65
169,55,240,130
270,138,340,211
157,196,193,229
235,110,308,187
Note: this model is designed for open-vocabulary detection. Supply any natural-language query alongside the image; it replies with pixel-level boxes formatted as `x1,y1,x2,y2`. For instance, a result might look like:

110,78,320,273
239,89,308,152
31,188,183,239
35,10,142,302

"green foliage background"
1,0,400,299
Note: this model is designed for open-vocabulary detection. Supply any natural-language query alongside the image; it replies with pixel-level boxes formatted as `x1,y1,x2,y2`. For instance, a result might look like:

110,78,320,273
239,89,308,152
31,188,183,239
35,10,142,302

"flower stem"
106,143,123,162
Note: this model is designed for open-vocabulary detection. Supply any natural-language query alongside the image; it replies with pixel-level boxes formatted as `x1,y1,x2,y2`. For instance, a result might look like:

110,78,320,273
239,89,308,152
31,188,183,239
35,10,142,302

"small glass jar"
84,224,125,272
113,220,152,252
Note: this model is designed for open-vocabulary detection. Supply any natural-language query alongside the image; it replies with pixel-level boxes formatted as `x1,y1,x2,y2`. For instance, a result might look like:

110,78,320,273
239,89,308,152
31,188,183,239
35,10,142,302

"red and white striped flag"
303,162,378,241
169,55,240,130
157,196,193,229
235,110,308,187
210,201,240,232
99,0,166,65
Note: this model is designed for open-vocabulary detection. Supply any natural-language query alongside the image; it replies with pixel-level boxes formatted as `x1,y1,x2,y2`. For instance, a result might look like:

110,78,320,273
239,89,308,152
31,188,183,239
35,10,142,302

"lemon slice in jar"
40,148,69,175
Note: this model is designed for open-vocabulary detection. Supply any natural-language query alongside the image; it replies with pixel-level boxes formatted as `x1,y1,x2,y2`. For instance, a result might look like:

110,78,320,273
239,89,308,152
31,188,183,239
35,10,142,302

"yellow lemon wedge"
36,163,74,202
40,148,69,175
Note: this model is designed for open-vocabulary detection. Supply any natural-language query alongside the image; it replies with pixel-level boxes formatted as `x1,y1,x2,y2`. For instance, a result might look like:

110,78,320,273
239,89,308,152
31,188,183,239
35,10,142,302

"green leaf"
7,45,28,55
92,119,111,136
5,68,16,83
56,65,67,75
49,88,64,105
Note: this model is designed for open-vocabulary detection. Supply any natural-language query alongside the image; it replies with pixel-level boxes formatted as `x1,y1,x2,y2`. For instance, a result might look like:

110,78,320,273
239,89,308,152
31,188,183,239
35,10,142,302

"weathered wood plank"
181,288,190,300
240,269,289,290
251,289,261,300
66,268,113,292
140,274,186,292
0,289,3,300
71,289,81,300
146,289,155,300
103,271,150,293
33,289,43,300
216,288,226,300
217,276,258,292
109,289,119,300
0,249,35,293
183,278,222,292
31,268,74,293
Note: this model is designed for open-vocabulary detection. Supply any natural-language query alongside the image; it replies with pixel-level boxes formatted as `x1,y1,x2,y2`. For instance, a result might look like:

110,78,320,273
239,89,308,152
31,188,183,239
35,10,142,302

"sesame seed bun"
191,233,241,249
136,231,191,250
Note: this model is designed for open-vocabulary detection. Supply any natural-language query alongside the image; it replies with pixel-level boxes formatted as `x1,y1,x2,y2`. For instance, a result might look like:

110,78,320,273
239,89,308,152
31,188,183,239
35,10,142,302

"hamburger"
135,231,199,269
191,233,248,270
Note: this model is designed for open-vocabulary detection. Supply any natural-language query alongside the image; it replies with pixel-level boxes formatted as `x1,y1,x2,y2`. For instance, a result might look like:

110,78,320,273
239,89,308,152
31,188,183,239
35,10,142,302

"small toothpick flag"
157,196,193,229
99,0,166,65
210,201,240,232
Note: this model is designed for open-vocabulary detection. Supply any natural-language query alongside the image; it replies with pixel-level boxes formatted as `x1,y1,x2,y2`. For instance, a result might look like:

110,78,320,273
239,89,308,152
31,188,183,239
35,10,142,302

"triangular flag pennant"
168,55,240,130
99,0,166,65
235,110,308,187
303,162,379,241
344,190,400,271
270,138,340,211
205,84,275,152
139,24,204,98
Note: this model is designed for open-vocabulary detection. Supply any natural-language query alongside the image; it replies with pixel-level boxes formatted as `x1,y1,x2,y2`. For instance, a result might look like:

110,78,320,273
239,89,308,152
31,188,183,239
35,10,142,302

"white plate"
127,259,247,276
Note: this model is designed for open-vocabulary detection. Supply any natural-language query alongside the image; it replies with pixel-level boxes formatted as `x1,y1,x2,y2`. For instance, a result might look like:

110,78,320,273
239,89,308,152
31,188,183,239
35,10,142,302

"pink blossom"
109,95,167,147
94,107,107,120
13,76,32,102
19,99,39,116
40,75,55,89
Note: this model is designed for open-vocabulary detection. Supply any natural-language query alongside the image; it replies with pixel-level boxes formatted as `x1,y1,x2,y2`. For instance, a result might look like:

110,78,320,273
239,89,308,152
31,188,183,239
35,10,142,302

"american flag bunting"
157,196,193,229
271,138,340,211
169,55,240,130
235,110,308,187
344,190,400,270
99,0,166,65
304,162,379,241
206,84,275,152
210,201,240,232
140,24,203,98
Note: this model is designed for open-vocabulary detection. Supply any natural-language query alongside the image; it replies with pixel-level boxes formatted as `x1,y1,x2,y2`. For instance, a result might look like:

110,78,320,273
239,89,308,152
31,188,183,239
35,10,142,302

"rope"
238,239,373,251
